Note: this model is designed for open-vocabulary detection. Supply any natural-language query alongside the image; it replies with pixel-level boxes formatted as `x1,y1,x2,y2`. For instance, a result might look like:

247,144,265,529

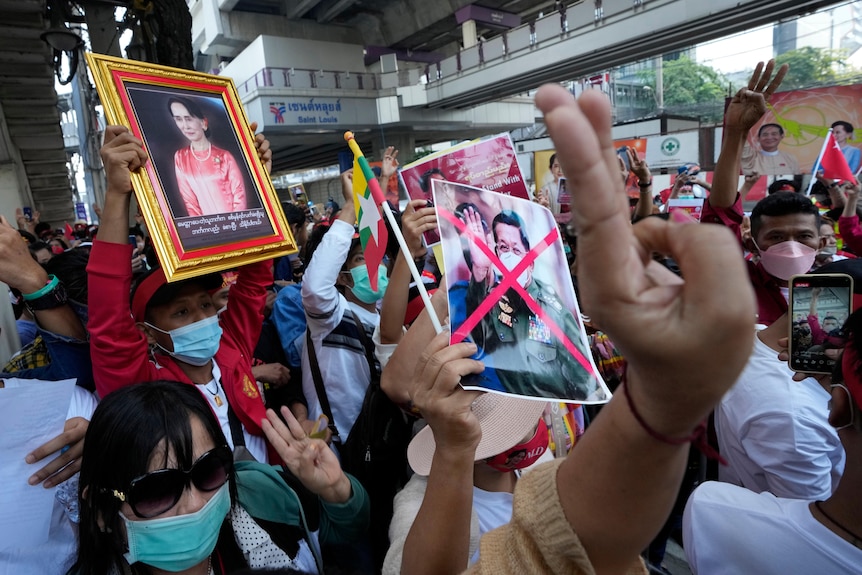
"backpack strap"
306,327,341,439
349,310,378,381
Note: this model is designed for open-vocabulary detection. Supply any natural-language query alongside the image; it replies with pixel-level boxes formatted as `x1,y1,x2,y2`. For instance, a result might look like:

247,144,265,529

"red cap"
131,267,169,323
131,268,222,323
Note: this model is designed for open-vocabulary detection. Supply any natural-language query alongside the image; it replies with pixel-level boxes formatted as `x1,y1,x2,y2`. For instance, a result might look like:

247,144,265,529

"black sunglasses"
106,445,233,518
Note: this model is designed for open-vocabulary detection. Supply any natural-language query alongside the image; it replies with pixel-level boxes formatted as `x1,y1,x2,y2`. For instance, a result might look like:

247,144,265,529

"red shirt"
87,240,272,441
701,195,787,325
838,215,862,256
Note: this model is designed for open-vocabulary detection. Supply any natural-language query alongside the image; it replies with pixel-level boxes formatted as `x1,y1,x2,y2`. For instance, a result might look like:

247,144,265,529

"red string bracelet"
621,377,727,465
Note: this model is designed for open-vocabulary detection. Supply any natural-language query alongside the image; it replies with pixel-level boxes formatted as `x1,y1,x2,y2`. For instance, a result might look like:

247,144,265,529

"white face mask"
497,251,531,288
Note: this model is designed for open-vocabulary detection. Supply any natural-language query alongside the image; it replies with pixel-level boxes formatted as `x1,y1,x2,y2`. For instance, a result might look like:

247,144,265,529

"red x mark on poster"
439,209,593,373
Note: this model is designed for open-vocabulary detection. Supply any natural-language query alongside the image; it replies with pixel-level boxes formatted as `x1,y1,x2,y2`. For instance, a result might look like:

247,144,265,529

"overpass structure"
0,0,847,219
215,0,841,174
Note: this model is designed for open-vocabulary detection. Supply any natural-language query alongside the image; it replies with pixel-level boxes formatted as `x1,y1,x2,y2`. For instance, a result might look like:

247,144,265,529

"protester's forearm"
32,308,87,341
98,190,133,244
401,450,475,575
557,373,694,575
711,127,747,209
634,188,653,220
379,254,411,344
842,194,858,218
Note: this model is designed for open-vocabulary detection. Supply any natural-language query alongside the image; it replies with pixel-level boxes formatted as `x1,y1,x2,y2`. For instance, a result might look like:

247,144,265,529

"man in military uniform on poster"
449,207,602,401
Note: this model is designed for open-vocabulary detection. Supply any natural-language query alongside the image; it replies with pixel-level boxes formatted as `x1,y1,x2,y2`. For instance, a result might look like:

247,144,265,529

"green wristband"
22,275,59,301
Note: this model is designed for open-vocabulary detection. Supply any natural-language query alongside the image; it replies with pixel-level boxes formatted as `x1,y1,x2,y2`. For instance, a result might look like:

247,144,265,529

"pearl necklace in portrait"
191,141,212,162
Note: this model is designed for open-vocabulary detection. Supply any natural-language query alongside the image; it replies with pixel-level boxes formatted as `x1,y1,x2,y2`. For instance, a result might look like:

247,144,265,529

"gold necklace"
204,379,223,407
191,141,212,162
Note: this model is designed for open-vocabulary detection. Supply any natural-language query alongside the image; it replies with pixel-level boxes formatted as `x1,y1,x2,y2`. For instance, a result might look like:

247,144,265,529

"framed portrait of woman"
85,53,296,281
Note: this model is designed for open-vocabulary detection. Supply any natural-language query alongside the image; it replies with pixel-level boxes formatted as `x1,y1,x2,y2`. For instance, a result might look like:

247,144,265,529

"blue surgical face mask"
146,315,222,366
121,482,230,572
349,265,389,304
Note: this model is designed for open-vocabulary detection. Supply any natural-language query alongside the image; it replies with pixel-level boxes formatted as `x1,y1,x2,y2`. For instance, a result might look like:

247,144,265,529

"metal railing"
237,67,381,95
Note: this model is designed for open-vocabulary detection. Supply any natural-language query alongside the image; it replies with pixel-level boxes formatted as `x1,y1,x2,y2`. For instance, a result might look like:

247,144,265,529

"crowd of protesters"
2,58,862,575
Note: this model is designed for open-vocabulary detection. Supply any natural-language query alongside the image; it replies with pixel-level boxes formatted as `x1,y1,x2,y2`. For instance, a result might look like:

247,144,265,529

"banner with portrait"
742,84,862,177
400,134,529,246
85,53,296,282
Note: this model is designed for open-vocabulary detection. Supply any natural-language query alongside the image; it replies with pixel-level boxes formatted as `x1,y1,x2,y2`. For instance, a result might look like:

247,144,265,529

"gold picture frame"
85,53,296,281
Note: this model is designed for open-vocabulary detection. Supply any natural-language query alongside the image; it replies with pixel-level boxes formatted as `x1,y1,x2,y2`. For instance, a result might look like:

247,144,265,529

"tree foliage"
774,46,859,90
639,56,729,106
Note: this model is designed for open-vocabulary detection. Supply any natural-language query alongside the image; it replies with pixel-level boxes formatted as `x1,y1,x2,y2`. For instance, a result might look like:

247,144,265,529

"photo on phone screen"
557,177,570,207
616,146,631,172
23,207,32,221
789,273,853,373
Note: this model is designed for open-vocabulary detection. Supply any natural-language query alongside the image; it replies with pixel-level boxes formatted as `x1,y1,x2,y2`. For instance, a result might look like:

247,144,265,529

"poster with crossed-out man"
433,179,610,403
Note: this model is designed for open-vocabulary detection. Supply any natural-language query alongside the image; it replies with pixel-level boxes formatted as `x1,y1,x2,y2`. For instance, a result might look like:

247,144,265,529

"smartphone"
557,177,571,206
616,146,631,172
128,235,137,247
788,273,853,373
22,206,32,221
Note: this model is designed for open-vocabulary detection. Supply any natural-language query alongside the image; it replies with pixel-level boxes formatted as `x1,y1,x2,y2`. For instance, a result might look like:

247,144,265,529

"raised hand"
380,146,400,179
100,126,148,195
410,332,484,455
724,60,788,133
262,406,352,503
464,206,492,282
0,215,49,293
536,85,754,437
627,147,651,183
249,122,272,174
402,199,436,258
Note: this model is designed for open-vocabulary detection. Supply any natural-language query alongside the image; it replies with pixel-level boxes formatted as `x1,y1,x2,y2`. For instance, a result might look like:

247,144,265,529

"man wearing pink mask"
702,61,843,501
703,61,824,326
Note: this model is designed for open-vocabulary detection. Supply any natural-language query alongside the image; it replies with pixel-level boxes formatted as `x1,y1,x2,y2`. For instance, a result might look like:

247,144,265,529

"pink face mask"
754,240,817,281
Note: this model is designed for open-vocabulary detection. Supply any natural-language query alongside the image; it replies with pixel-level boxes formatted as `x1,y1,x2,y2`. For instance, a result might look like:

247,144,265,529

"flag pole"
805,128,833,196
344,132,444,335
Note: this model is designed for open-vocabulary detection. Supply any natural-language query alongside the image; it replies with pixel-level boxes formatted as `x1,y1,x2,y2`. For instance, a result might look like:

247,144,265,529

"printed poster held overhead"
433,179,610,404
400,133,529,246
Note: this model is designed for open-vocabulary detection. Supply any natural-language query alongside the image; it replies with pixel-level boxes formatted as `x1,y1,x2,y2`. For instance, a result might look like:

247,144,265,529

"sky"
695,2,862,75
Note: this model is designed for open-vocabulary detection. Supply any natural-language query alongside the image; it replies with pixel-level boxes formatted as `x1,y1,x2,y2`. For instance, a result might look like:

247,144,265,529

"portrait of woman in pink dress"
168,96,246,216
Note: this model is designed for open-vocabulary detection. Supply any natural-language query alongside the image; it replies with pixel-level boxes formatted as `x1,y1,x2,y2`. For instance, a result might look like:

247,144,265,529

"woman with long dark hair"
70,380,368,575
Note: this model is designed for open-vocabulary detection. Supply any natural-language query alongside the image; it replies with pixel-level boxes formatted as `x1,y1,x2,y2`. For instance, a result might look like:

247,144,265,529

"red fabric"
701,195,787,325
838,216,862,256
87,239,273,443
175,145,246,216
131,267,168,323
841,346,862,411
820,132,856,184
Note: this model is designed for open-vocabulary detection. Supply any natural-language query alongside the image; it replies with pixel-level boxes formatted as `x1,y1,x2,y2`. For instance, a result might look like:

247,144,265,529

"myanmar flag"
349,140,389,291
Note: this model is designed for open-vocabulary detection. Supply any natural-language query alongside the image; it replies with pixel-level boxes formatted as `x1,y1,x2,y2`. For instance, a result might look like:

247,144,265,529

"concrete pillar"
462,19,478,48
371,132,415,203
372,132,416,164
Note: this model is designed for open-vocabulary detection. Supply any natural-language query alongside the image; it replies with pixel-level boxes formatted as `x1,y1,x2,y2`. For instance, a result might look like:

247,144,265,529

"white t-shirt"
715,330,844,499
196,362,267,463
469,487,514,564
684,481,862,575
301,220,380,440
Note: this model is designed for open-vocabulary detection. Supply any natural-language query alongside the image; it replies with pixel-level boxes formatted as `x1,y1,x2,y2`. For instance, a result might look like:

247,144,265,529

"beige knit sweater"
465,459,648,575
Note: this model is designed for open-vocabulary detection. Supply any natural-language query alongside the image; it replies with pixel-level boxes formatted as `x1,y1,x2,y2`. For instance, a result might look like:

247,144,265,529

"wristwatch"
23,276,68,312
